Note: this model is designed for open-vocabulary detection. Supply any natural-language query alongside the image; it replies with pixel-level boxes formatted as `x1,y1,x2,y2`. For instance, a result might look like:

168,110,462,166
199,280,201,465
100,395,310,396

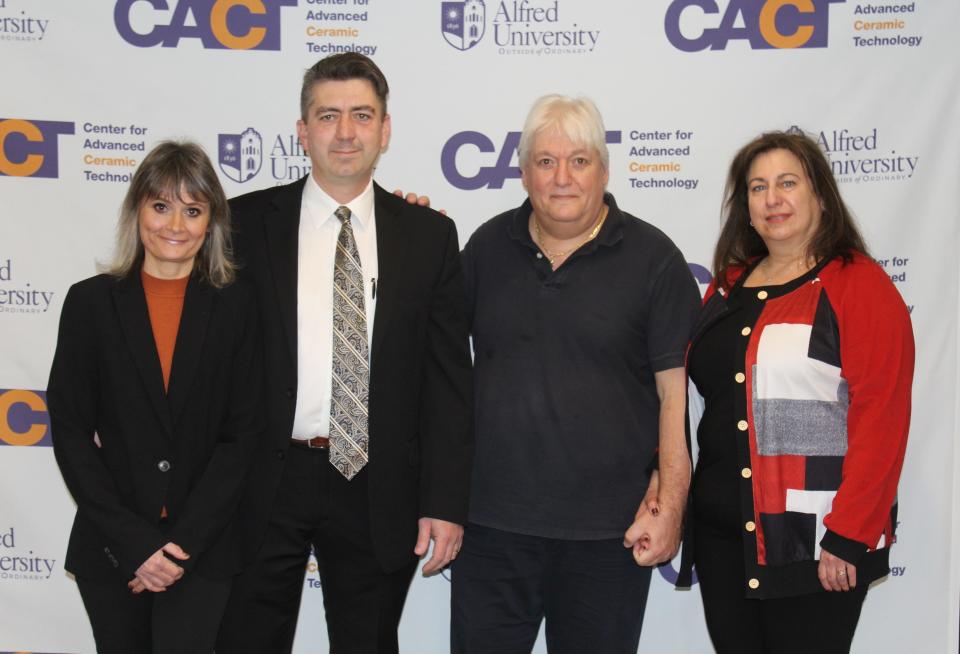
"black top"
688,264,831,541
462,193,701,539
688,277,783,536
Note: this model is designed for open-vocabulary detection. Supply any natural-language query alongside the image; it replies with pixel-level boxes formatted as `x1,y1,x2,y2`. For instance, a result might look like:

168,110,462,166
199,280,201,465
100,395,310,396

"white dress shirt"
291,177,378,439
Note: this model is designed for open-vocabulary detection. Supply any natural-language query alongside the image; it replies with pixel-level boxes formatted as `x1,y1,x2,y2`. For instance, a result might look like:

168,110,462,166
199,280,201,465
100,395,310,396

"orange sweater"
141,270,188,392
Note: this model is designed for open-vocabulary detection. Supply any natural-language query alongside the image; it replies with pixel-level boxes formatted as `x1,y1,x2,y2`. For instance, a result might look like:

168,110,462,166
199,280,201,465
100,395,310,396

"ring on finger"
837,569,847,577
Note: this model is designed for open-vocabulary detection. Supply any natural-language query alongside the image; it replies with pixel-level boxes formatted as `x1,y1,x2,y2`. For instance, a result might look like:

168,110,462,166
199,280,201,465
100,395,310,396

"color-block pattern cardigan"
678,253,914,598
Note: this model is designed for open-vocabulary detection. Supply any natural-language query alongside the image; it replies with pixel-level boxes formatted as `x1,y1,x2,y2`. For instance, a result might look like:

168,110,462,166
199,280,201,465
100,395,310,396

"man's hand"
623,470,681,565
623,502,682,566
818,548,857,592
392,189,447,215
128,542,189,593
414,517,463,576
624,367,690,566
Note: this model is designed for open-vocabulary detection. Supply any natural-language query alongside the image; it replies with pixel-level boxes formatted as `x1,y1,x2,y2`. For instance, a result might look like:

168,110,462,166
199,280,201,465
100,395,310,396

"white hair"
517,94,609,170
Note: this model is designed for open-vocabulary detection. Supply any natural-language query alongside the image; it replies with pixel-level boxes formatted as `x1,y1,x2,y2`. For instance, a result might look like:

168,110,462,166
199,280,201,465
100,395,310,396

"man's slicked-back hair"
300,52,390,120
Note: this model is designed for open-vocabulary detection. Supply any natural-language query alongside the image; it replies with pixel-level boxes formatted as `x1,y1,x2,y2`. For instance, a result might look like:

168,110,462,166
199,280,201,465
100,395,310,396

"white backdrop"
1,1,958,652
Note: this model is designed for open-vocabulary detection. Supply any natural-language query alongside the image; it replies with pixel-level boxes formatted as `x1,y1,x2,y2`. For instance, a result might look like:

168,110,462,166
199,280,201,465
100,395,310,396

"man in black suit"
216,53,473,653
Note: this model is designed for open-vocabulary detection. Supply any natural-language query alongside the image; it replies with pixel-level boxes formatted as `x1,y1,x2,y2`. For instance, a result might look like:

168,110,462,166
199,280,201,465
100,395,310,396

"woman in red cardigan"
679,131,914,653
48,142,262,653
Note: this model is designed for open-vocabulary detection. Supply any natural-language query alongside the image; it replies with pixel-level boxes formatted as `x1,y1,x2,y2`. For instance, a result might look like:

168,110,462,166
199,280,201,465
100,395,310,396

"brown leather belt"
290,436,330,449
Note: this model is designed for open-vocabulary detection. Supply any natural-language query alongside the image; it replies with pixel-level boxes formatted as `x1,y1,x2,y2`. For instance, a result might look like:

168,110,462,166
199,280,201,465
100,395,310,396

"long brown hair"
105,141,234,287
713,131,868,289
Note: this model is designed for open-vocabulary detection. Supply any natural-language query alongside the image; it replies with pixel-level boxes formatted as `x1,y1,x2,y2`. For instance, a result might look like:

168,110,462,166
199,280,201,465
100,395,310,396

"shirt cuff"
820,529,869,566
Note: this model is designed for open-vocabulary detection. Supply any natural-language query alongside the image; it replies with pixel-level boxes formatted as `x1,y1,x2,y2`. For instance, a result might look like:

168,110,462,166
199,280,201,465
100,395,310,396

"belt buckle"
307,435,329,449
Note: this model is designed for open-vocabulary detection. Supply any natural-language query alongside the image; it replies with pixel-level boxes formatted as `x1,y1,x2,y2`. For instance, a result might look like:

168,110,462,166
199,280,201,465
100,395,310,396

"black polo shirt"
462,193,701,539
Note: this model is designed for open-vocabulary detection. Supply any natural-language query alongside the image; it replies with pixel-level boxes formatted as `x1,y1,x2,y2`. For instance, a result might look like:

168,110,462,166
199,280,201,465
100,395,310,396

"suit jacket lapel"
113,272,174,439
370,184,411,366
167,276,213,428
264,178,305,366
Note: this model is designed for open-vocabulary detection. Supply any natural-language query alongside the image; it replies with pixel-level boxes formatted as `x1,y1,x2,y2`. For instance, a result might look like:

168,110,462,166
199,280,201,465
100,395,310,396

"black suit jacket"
47,272,263,581
231,178,473,572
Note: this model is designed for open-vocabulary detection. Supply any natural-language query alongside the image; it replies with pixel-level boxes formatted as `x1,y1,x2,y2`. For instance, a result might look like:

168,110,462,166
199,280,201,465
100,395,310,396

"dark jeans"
451,523,653,654
216,445,417,654
76,570,231,654
695,522,867,654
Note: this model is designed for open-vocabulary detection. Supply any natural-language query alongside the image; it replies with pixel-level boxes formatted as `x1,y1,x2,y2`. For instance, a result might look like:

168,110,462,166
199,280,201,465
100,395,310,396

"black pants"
216,445,417,654
76,569,231,654
451,523,653,654
695,524,867,654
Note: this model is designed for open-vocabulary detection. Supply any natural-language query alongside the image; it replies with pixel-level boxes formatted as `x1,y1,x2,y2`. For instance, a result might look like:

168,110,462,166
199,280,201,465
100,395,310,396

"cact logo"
0,389,51,447
0,119,74,178
689,263,712,285
665,0,845,52
441,0,486,51
657,559,699,585
114,0,297,50
442,129,622,190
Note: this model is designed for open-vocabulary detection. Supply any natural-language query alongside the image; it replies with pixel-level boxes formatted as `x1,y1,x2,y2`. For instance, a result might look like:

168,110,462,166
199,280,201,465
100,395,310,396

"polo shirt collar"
507,191,625,252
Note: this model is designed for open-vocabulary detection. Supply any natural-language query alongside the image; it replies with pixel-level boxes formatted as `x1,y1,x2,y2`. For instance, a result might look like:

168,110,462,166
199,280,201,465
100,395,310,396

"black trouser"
216,445,417,654
76,569,231,654
694,522,867,654
451,523,653,654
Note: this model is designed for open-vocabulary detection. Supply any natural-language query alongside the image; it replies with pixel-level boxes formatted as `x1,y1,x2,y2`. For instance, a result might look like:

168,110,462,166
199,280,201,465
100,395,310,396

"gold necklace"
534,206,608,266
758,255,814,284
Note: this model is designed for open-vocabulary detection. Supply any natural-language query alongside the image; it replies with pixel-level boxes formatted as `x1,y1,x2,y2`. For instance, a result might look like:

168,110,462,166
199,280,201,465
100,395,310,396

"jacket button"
275,449,285,460
748,578,760,589
741,467,752,479
285,388,295,399
737,420,748,431
158,460,171,472
735,372,746,384
745,521,756,532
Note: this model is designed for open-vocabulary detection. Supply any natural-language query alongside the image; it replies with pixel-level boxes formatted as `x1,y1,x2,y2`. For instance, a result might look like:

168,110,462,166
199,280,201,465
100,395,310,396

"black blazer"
47,272,263,581
231,179,473,572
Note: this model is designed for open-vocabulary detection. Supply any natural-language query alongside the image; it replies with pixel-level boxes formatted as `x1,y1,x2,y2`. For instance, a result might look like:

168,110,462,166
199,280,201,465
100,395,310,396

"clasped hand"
623,472,682,566
128,542,190,594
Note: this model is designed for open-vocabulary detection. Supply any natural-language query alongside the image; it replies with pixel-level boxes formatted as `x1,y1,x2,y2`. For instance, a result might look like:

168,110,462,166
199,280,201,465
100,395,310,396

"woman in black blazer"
47,141,263,653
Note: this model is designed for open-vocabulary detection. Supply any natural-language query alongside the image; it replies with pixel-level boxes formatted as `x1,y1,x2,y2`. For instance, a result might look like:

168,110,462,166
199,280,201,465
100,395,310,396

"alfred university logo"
218,128,262,183
442,0,485,50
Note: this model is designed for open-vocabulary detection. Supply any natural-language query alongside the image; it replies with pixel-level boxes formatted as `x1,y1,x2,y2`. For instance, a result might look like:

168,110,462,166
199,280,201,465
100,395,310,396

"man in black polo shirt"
451,95,701,654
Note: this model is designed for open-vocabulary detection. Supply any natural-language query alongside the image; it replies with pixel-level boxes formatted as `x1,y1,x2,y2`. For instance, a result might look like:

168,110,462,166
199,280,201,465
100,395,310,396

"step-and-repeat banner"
2,1,958,652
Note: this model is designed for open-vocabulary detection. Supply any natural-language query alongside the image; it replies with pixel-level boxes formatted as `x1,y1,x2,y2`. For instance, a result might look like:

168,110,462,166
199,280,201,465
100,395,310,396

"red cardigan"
680,253,914,598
